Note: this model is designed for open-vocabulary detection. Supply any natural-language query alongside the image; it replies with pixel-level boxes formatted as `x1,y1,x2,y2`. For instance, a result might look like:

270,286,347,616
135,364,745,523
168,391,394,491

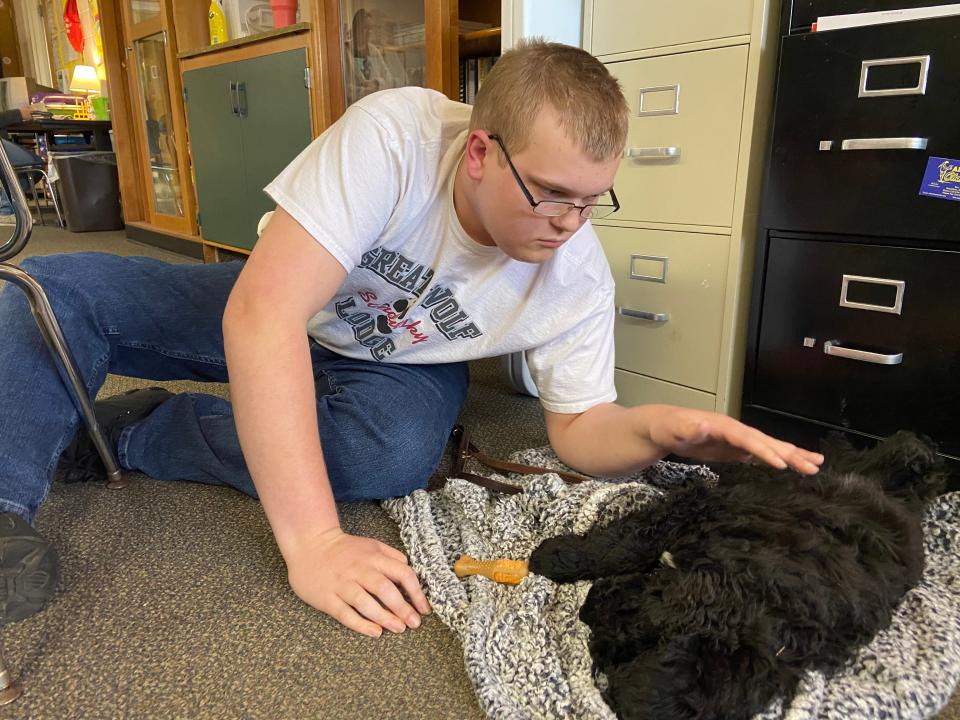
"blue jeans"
0,253,469,523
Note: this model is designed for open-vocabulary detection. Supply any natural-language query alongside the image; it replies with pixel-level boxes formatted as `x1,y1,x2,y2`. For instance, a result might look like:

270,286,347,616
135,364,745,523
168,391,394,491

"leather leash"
429,425,592,495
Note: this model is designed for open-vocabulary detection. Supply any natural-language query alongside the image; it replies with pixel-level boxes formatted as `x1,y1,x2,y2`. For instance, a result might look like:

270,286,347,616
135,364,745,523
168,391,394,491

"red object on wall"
63,0,84,53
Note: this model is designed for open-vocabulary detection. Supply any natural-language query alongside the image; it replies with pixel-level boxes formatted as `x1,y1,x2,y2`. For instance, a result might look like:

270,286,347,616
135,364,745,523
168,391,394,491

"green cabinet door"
236,49,313,246
184,49,312,252
183,63,250,249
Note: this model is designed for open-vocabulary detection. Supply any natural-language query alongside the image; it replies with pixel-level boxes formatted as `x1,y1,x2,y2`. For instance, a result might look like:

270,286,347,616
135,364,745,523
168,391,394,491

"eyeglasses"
488,134,620,220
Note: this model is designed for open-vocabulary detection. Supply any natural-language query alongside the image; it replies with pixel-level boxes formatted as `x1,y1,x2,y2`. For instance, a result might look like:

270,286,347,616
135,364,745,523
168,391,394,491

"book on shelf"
460,55,497,105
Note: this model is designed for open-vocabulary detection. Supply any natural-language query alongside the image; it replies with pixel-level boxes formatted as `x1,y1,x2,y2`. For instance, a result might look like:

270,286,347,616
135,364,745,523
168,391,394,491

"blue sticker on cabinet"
919,157,960,202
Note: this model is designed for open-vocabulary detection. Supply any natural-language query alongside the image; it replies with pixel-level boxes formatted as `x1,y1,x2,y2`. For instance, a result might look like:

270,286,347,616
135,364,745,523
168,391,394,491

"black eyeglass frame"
488,134,620,220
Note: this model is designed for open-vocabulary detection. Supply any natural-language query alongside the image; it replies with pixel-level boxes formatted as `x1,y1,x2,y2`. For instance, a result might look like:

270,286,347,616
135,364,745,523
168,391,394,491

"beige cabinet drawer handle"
823,340,903,365
617,306,669,323
624,146,681,159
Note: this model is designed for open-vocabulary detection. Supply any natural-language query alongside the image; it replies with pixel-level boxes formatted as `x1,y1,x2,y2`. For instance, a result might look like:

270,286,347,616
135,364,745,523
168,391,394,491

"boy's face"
469,107,621,263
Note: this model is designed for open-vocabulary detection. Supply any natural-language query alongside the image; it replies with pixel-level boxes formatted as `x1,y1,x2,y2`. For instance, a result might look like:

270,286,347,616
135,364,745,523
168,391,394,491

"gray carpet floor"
1,223,956,718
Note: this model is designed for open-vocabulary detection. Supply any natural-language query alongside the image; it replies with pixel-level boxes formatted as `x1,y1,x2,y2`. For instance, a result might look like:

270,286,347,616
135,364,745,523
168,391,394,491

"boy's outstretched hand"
647,406,824,475
284,526,430,638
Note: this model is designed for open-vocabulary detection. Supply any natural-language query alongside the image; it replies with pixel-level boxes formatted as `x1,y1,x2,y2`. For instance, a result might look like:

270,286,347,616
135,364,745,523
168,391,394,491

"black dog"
529,431,945,720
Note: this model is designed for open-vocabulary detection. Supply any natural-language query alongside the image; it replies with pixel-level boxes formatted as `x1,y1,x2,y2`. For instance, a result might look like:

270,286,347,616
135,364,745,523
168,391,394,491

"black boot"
56,387,174,483
0,512,59,624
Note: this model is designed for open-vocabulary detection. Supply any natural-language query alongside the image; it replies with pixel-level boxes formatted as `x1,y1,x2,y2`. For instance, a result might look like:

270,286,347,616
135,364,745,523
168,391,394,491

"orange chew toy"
454,555,529,585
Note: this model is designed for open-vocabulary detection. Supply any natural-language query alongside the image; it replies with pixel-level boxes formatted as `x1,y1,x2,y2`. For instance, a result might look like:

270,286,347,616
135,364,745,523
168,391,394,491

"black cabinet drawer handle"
840,137,928,151
823,340,903,365
859,55,930,98
617,306,669,323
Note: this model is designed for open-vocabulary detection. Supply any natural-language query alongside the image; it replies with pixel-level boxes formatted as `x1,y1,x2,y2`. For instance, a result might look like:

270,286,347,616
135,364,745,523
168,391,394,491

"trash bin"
49,152,123,232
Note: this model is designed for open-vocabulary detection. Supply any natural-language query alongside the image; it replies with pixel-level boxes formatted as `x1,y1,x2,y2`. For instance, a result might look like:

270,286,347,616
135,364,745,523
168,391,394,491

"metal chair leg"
35,170,64,229
0,264,127,489
28,175,43,227
0,642,22,705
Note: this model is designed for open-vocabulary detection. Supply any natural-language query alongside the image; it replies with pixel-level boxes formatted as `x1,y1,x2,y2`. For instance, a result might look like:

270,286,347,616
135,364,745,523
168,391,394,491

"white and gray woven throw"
382,447,960,720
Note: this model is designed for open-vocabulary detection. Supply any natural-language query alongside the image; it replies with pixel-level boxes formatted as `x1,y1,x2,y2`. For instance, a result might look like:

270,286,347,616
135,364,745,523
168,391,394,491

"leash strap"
429,425,592,495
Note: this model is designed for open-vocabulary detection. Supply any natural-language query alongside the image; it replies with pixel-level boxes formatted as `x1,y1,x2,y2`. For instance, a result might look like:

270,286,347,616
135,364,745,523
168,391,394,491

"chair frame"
15,165,64,228
0,142,126,490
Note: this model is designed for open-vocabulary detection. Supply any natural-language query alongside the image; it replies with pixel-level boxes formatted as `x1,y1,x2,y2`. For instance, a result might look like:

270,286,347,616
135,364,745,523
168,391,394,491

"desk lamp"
68,65,99,120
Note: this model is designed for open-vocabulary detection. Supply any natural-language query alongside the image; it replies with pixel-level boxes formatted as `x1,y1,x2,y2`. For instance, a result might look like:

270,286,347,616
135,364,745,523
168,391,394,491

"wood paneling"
99,0,147,222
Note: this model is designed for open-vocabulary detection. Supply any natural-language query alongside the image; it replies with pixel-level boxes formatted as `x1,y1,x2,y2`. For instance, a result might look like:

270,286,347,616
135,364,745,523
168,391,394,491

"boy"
0,40,823,636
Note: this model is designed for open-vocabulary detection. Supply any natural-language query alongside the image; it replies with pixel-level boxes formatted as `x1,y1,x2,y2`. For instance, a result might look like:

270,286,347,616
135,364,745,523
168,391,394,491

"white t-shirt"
264,87,616,414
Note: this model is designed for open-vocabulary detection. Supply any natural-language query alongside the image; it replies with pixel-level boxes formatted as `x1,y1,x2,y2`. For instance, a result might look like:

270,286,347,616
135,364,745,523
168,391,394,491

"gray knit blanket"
382,448,960,720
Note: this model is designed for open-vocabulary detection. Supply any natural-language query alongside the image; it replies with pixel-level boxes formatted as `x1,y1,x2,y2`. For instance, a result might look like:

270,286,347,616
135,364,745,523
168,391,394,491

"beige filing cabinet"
582,0,779,415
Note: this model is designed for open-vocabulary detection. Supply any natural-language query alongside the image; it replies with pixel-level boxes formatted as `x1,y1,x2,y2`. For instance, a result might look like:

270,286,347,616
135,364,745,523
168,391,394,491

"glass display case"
119,0,195,235
134,32,184,217
129,0,161,24
339,0,428,107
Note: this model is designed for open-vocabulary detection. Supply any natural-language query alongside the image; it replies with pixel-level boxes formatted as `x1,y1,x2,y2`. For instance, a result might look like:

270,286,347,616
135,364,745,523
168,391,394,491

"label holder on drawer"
630,254,669,283
638,84,680,116
858,55,930,98
839,274,905,314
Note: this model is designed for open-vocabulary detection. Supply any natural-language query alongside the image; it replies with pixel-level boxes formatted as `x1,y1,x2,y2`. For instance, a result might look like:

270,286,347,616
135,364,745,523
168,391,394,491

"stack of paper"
815,3,960,31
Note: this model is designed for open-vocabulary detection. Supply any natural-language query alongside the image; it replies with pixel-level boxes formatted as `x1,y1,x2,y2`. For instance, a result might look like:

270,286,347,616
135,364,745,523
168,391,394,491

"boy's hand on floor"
647,406,824,475
285,527,431,638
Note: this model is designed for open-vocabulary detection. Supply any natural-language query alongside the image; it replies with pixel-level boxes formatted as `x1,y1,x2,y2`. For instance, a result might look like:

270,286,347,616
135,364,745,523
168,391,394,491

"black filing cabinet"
742,7,960,475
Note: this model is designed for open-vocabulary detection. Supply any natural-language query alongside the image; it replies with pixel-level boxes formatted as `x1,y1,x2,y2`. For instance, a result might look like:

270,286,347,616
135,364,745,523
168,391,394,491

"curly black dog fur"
528,431,945,720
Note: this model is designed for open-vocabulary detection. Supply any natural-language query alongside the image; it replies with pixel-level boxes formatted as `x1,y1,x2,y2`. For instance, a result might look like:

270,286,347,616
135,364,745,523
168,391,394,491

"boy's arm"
223,207,429,638
543,402,824,478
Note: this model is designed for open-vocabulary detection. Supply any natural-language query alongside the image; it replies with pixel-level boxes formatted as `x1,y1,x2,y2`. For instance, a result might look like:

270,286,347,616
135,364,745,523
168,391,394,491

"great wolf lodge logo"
938,160,960,183
359,247,435,295
334,247,484,360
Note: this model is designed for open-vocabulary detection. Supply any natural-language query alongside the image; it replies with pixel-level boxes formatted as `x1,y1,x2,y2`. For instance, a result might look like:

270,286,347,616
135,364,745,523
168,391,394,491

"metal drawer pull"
638,84,680,116
823,340,903,365
624,146,681,159
840,274,905,314
617,306,669,323
859,55,930,98
840,137,928,151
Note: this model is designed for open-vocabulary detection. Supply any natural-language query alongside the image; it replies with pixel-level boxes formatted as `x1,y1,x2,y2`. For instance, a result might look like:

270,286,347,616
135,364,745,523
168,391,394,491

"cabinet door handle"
840,137,928,151
229,81,239,116
823,340,903,365
624,146,681,159
237,81,248,119
617,306,669,323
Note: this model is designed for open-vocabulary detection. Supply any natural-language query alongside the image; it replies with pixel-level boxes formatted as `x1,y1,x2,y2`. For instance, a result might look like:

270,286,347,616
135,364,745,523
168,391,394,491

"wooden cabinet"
183,47,312,252
107,0,198,238
102,0,493,257
583,0,779,415
322,0,501,117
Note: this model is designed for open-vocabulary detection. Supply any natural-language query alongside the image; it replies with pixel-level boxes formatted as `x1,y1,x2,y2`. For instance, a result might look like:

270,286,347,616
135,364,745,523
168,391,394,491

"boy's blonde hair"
470,38,629,162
